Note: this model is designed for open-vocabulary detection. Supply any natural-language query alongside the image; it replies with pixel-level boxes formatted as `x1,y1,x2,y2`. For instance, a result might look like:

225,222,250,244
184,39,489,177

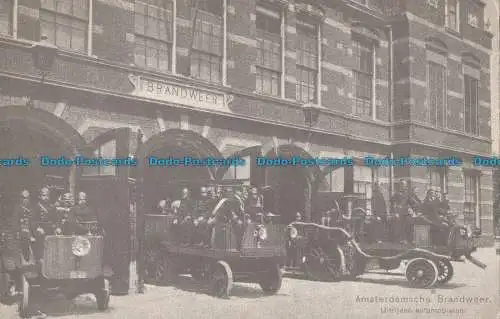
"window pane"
0,0,12,35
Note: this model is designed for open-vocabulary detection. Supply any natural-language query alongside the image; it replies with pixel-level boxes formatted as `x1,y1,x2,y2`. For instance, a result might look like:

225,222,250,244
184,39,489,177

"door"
77,128,132,295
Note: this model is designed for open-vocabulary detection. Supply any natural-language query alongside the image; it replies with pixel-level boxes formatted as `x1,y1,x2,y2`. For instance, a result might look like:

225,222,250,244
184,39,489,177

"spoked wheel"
210,260,233,299
95,278,110,311
303,244,343,282
436,259,454,285
258,263,282,294
405,258,438,289
18,274,29,318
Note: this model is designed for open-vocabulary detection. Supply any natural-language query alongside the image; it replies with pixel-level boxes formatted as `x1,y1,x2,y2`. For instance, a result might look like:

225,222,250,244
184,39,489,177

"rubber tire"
258,264,282,294
405,258,438,289
303,244,343,282
436,259,454,285
95,278,110,311
18,275,29,318
210,260,233,299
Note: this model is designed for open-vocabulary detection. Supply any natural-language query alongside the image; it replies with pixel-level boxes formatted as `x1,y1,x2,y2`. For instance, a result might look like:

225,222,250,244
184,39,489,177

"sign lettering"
128,74,234,112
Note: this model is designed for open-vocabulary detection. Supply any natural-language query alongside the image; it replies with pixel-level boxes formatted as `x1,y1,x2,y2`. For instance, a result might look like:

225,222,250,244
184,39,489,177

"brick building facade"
0,0,495,291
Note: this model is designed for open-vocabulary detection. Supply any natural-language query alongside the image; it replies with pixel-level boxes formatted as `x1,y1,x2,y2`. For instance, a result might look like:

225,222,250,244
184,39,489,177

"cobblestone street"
1,248,497,319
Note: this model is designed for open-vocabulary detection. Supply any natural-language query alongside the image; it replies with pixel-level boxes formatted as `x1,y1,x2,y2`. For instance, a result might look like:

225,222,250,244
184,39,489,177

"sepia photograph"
0,0,499,318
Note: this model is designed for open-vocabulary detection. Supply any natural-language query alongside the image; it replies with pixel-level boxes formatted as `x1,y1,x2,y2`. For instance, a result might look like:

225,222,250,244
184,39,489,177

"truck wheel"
304,245,343,282
210,260,232,299
18,275,29,318
405,258,438,289
258,264,282,294
95,278,110,311
436,259,454,285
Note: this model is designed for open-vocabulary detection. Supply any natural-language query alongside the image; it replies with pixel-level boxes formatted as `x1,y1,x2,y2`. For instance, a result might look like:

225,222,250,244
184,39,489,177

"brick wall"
93,0,134,64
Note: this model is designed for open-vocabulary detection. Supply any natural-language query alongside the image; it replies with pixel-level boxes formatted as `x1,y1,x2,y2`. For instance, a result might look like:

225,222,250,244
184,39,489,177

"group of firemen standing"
0,187,100,263
154,185,266,248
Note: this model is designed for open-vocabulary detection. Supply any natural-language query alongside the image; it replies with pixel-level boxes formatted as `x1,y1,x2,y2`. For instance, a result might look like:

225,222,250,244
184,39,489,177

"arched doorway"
264,145,320,223
136,129,222,212
0,106,87,207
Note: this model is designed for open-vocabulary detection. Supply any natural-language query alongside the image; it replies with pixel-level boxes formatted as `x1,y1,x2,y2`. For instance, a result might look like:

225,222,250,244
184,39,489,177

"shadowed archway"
264,144,321,223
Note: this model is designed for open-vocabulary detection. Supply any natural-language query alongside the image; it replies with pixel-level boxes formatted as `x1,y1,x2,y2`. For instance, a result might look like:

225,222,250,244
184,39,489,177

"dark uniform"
371,182,388,242
245,188,264,221
193,189,215,246
31,188,57,261
389,189,411,243
72,192,103,235
178,189,195,244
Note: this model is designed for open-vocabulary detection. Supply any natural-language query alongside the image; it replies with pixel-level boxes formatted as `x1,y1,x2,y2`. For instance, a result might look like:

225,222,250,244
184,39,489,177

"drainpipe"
388,24,395,196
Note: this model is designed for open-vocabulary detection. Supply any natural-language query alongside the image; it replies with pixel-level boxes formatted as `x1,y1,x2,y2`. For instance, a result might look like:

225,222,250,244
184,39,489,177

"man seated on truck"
192,187,215,246
178,188,196,245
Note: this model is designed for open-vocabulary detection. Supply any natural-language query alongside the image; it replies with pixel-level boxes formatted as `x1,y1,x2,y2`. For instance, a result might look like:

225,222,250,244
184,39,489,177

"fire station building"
0,0,494,292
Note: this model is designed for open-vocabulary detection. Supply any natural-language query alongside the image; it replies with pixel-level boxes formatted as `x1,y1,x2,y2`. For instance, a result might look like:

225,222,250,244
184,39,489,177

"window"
463,172,480,228
255,6,281,96
466,5,479,28
296,20,318,103
134,1,173,72
353,165,374,211
464,74,478,134
318,168,344,193
427,61,446,127
0,0,12,36
445,0,460,31
352,38,374,117
40,0,89,52
428,167,446,193
190,0,223,83
82,139,117,176
427,0,439,9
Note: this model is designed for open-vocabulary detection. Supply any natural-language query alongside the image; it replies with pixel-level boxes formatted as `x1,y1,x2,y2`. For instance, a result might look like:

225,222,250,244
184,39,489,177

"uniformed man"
31,187,56,262
389,180,412,244
178,188,195,245
15,190,35,261
320,210,333,227
72,192,103,235
193,187,214,246
55,193,75,235
245,187,264,221
371,181,388,243
158,200,169,214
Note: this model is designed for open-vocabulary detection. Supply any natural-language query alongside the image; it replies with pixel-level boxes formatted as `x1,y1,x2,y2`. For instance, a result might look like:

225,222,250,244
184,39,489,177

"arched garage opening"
0,106,87,207
264,144,320,223
136,129,222,214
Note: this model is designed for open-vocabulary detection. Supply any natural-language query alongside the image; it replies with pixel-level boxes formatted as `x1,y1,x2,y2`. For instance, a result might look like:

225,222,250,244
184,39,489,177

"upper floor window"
352,37,374,117
190,0,223,83
255,5,281,97
427,61,446,127
134,0,174,72
445,0,460,32
40,0,89,53
426,0,439,9
0,0,13,36
296,19,318,103
466,3,480,28
464,74,478,134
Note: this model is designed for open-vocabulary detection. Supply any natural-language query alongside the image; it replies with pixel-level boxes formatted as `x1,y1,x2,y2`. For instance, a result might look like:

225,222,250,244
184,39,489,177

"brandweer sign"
128,74,233,112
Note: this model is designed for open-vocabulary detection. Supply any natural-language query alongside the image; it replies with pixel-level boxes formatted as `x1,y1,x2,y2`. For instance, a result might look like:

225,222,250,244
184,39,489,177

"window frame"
134,0,174,73
426,61,447,127
190,0,224,83
0,0,14,37
295,18,319,104
463,171,480,229
255,3,282,97
445,0,460,32
351,36,375,118
463,73,479,135
38,0,92,54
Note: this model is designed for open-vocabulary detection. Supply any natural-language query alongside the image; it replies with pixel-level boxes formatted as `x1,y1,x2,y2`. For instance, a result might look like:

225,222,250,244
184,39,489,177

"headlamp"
72,236,91,257
288,226,298,239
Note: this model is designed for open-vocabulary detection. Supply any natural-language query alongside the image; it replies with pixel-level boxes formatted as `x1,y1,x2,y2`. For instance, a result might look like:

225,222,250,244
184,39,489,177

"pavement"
0,248,498,319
